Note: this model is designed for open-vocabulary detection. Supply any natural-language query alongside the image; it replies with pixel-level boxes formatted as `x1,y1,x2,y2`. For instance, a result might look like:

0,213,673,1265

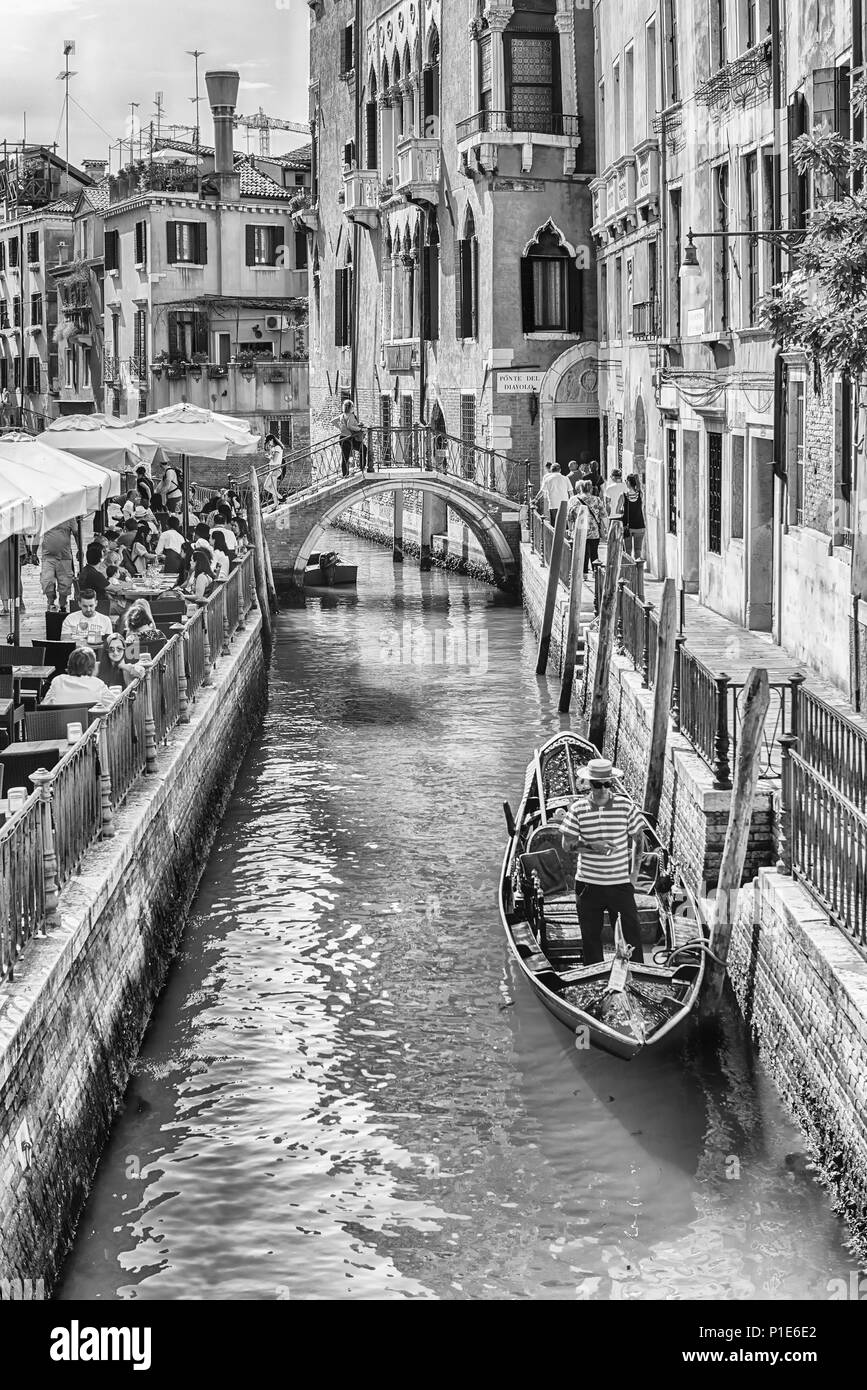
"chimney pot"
206,70,240,179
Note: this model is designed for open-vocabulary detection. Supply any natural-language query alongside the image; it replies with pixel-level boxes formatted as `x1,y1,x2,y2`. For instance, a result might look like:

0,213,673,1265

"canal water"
58,528,854,1301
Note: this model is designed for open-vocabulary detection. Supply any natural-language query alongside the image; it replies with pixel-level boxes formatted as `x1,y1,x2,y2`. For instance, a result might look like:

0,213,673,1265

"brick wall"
803,388,833,534
728,871,867,1261
0,619,266,1290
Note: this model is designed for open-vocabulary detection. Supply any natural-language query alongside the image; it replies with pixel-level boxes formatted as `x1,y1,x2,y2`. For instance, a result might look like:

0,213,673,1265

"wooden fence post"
701,666,771,1016
643,579,677,826
588,519,623,751
633,556,646,601
535,499,569,675
558,511,588,713
246,463,273,653
30,769,60,930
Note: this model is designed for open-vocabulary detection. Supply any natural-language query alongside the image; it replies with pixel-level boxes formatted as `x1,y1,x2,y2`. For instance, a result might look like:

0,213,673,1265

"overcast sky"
0,0,310,170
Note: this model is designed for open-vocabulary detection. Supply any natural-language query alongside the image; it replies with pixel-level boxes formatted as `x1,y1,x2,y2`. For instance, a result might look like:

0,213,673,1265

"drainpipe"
770,0,784,646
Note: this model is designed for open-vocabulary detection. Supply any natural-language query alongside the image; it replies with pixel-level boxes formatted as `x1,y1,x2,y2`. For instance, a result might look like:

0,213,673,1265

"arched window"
424,25,441,138
521,223,581,333
366,70,378,168
335,242,352,347
455,208,478,341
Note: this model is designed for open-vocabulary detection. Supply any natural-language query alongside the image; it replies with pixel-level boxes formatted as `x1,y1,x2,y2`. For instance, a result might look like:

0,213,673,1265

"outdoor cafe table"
10,665,55,681
0,737,69,778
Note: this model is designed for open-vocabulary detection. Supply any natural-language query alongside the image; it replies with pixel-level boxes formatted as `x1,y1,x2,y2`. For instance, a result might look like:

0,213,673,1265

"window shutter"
0,242,5,272
166,221,177,264
104,229,115,272
469,237,478,340
343,140,356,170
520,257,535,333
454,237,463,339
567,261,583,333
245,224,256,265
423,67,435,131
167,311,179,360
8,238,18,267
197,223,208,264
294,228,308,269
142,220,148,266
334,268,346,346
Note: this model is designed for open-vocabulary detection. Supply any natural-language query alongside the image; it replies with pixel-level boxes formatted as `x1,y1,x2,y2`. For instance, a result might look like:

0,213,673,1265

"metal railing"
784,748,867,950
631,299,658,339
793,683,867,813
103,351,119,381
0,553,256,984
456,109,581,141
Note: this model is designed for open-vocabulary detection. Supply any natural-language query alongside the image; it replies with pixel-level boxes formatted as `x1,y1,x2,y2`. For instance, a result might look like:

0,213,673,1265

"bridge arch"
283,472,520,589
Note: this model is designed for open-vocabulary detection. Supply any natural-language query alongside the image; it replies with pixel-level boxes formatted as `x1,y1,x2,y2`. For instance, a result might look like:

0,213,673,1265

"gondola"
499,731,709,1060
305,551,358,587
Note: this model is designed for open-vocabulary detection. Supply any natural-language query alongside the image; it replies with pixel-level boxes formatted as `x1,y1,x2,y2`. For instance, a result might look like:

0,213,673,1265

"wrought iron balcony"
456,109,581,142
383,341,418,372
342,170,380,229
395,137,441,206
128,354,147,380
103,351,119,381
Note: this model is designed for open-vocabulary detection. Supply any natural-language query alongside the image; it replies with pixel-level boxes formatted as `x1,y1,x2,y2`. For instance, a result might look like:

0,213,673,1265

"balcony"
103,351,119,381
635,141,660,213
342,170,380,230
395,137,441,207
128,354,148,381
631,300,658,341
455,109,581,175
59,383,95,405
383,341,418,372
290,196,319,235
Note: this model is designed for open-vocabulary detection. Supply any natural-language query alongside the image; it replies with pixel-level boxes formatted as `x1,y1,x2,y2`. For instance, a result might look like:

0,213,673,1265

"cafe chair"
25,706,95,741
0,674,25,747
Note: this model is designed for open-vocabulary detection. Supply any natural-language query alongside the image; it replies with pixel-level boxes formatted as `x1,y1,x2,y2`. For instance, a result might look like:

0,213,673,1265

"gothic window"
335,244,352,347
520,224,582,333
366,70,378,168
455,208,479,340
424,25,441,137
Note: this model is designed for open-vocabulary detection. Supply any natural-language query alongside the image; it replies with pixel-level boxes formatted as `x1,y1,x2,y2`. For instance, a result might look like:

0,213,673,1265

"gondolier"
560,757,645,966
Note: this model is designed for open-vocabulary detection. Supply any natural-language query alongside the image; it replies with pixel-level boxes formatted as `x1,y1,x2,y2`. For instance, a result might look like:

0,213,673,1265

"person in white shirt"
603,469,628,517
155,517,185,573
43,646,111,707
263,434,284,505
60,590,115,648
534,463,573,526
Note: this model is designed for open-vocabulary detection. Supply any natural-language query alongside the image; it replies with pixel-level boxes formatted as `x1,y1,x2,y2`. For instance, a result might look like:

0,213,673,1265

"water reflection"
57,528,851,1301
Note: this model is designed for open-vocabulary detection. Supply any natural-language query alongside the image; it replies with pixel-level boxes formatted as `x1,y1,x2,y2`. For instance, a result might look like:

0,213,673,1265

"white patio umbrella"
45,413,165,470
135,405,260,533
0,433,121,641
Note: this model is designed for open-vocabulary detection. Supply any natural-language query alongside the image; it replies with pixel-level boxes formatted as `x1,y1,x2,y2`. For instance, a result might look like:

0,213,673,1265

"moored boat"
305,551,358,587
499,732,709,1060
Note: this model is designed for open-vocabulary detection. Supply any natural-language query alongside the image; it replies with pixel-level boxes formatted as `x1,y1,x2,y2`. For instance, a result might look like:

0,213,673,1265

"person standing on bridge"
263,434,284,506
534,462,572,527
334,400,368,476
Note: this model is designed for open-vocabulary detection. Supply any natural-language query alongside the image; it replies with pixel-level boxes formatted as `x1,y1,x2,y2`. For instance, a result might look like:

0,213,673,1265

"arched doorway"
538,342,600,477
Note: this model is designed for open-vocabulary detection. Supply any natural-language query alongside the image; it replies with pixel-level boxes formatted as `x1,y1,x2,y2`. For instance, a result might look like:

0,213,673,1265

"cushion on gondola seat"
525,823,578,884
519,848,569,898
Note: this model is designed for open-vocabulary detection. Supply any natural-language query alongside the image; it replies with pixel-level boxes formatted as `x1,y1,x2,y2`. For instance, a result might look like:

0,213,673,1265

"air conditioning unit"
265,315,292,333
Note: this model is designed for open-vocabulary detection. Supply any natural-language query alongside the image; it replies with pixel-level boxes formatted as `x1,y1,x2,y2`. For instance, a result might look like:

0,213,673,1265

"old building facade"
595,0,862,696
303,0,599,482
0,148,92,426
102,77,311,448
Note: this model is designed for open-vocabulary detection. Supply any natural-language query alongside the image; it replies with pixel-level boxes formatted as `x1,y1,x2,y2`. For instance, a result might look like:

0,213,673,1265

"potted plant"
235,349,256,378
190,350,208,380
207,362,228,379
166,358,185,381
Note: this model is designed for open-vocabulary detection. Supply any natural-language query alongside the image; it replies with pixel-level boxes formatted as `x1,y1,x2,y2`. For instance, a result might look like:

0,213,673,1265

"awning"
0,433,122,541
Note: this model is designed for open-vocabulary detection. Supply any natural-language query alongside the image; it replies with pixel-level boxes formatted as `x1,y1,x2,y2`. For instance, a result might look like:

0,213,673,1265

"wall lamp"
680,226,804,278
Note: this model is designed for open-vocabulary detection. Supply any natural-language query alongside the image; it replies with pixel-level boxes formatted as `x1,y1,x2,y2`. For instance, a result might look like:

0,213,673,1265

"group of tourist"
534,459,646,574
36,468,250,709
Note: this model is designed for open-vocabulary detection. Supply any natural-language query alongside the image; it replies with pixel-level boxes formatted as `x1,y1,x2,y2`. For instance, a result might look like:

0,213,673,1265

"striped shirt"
560,792,642,885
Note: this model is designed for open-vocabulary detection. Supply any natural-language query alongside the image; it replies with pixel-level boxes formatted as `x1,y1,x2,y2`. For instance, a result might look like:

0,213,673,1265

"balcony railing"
395,137,441,205
129,354,147,380
456,109,581,142
632,300,658,340
343,169,380,226
103,351,119,381
383,341,418,372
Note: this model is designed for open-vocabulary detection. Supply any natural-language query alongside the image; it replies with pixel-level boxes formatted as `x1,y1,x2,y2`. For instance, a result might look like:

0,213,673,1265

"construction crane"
233,108,308,156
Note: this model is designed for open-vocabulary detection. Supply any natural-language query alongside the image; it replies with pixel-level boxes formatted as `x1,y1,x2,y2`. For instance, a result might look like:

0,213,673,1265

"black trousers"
575,880,644,966
340,436,368,475
583,537,600,576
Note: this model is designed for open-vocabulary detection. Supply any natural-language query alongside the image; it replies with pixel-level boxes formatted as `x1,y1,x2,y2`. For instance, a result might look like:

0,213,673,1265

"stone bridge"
263,468,525,591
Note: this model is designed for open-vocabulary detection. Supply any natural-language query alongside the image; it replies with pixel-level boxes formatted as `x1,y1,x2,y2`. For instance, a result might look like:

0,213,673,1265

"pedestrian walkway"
639,574,867,737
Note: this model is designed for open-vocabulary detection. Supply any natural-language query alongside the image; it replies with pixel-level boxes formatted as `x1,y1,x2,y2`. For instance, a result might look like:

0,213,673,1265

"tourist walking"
618,473,646,559
603,468,628,517
534,463,572,526
560,757,645,967
569,481,605,575
41,518,78,611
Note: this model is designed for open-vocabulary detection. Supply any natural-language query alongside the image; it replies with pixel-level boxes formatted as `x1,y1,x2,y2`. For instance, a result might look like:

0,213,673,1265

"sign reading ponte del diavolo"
497,371,545,394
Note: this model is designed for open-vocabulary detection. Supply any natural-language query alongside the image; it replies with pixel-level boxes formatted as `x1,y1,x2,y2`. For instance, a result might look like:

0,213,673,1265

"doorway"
555,418,600,472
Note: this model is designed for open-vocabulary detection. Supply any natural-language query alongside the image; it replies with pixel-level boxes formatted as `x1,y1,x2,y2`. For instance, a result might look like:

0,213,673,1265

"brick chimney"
83,158,108,179
205,70,241,200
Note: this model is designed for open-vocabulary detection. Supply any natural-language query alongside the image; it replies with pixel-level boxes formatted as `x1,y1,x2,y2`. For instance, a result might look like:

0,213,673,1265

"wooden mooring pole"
535,500,568,675
247,463,273,652
643,577,677,825
588,519,623,750
558,511,588,713
701,666,770,1016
